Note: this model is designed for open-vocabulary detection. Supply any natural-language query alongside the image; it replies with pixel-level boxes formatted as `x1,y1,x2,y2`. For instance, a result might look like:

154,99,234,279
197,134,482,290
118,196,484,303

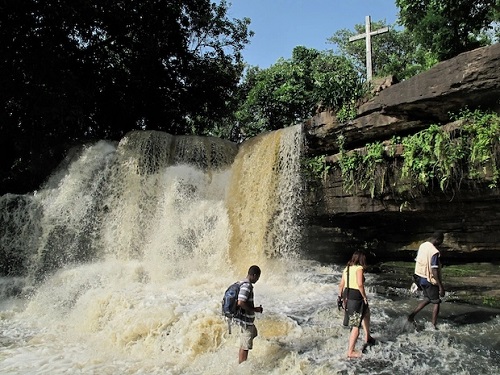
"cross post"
348,16,389,81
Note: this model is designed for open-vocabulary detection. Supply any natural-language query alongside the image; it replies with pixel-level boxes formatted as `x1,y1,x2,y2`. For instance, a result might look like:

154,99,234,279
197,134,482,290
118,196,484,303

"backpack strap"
343,266,350,307
347,266,350,297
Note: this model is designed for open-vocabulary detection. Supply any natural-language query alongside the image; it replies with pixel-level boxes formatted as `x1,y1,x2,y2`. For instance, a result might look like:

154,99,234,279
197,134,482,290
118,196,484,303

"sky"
224,0,400,68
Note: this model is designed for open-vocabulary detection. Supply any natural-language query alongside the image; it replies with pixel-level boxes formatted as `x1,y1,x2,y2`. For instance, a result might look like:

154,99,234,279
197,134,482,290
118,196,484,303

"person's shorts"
239,324,258,350
346,299,368,328
421,283,441,304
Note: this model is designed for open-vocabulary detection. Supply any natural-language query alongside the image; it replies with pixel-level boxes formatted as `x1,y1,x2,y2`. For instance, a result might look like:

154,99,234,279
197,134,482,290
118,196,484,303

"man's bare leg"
431,303,440,328
408,300,430,322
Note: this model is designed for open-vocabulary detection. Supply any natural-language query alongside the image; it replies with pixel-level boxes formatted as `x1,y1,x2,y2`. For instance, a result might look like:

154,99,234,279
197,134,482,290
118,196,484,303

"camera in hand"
337,295,343,311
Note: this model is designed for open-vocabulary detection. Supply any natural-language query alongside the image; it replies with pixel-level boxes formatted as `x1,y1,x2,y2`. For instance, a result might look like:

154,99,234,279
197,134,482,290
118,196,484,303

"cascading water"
0,126,499,375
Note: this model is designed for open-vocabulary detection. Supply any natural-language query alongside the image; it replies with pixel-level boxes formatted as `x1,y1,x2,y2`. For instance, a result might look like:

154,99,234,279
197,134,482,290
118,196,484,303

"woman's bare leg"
361,306,372,342
347,327,361,358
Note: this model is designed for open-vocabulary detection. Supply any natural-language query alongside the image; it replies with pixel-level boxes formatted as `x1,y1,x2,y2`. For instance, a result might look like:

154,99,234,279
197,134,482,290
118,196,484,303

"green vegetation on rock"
336,109,500,198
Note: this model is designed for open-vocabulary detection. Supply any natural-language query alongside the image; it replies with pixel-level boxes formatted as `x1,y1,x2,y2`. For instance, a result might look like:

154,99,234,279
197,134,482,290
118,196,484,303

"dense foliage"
396,0,499,60
235,46,365,138
336,110,500,198
0,0,252,194
2,0,499,194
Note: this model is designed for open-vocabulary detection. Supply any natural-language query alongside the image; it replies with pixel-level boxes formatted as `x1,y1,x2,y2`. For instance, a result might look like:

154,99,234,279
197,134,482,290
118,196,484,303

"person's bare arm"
432,268,445,297
238,300,263,313
356,268,368,303
339,273,345,296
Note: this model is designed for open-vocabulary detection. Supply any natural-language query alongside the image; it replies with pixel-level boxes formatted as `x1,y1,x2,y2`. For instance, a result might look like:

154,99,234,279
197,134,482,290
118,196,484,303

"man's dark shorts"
421,283,441,304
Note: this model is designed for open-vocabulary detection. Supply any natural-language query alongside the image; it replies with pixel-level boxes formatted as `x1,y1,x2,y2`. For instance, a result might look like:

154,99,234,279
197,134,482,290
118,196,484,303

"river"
0,126,498,374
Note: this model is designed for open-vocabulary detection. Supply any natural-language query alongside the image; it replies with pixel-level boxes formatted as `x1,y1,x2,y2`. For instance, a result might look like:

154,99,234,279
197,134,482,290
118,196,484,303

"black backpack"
221,282,242,333
222,282,241,318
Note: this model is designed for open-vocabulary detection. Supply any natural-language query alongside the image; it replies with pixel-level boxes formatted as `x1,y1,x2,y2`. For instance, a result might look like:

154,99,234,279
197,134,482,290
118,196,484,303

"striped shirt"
234,279,255,326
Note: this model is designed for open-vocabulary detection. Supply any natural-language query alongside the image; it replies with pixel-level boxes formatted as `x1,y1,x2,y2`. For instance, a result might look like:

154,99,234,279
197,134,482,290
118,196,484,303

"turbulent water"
0,127,499,375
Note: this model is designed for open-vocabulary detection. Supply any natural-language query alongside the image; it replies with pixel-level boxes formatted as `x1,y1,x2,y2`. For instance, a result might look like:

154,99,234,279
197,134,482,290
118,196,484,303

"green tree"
0,0,252,194
494,8,500,40
396,0,499,60
328,20,438,81
235,47,364,139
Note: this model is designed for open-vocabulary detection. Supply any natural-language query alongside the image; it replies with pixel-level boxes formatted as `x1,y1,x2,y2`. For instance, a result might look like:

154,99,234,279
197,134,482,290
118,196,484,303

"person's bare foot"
407,315,418,328
347,350,362,358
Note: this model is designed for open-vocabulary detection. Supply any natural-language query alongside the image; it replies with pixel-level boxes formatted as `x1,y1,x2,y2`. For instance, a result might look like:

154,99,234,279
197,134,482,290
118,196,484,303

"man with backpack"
233,265,263,363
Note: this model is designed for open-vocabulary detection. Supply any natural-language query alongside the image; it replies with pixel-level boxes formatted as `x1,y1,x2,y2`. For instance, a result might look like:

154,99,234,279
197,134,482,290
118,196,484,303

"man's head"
247,265,261,283
429,231,444,246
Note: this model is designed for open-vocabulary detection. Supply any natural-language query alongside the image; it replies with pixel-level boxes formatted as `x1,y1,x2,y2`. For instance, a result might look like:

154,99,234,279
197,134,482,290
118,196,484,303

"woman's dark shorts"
346,299,368,328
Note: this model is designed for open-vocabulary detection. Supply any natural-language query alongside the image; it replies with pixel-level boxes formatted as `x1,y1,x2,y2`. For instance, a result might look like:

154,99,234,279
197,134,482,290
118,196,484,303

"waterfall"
226,128,304,273
0,126,303,286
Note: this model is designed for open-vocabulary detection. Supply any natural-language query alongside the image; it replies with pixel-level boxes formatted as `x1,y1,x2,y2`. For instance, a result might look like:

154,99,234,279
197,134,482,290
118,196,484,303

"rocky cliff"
302,43,500,264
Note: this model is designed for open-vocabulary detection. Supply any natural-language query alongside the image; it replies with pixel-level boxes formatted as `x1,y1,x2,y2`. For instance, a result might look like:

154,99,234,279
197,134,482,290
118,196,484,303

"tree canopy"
2,0,499,194
0,0,252,194
396,0,499,60
328,20,438,81
235,46,364,139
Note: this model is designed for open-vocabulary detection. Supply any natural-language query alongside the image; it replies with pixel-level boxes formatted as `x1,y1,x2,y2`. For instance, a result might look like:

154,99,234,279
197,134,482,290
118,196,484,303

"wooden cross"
348,16,389,81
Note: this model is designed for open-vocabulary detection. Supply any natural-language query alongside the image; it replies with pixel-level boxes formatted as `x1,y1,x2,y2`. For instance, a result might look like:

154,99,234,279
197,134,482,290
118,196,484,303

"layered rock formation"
302,43,500,264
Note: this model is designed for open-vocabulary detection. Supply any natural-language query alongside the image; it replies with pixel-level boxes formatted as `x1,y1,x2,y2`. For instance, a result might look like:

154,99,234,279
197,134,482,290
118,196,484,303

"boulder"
304,43,500,157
